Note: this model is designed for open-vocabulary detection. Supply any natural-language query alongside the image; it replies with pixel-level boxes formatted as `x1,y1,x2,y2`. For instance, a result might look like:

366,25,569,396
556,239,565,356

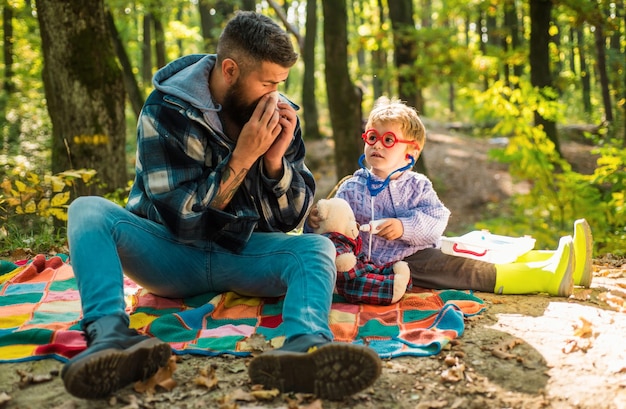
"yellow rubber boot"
494,236,574,297
572,219,593,287
515,219,593,288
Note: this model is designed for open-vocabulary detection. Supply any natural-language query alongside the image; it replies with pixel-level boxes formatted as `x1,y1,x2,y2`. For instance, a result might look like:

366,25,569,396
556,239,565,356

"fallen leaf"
0,392,11,405
250,388,280,400
16,369,53,389
134,356,177,394
490,338,523,360
562,338,593,354
599,291,626,312
193,365,219,390
570,289,592,301
441,363,465,383
239,333,270,352
572,317,594,338
227,388,255,402
416,399,449,408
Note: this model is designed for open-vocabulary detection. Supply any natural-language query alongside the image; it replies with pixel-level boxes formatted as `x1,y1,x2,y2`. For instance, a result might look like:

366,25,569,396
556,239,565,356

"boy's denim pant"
67,196,336,341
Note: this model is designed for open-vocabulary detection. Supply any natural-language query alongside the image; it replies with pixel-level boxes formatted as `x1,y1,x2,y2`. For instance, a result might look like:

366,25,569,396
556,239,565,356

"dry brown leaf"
0,392,11,405
239,333,270,352
597,268,626,279
562,337,594,354
444,354,458,367
572,317,594,338
570,289,592,301
416,399,449,408
491,349,517,360
441,362,465,383
599,291,626,312
16,369,53,389
193,365,219,390
250,388,280,400
133,355,177,394
490,338,523,360
227,388,256,402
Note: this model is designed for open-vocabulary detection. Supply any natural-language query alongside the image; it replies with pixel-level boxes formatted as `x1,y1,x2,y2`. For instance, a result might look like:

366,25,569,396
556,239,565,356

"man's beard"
221,80,259,128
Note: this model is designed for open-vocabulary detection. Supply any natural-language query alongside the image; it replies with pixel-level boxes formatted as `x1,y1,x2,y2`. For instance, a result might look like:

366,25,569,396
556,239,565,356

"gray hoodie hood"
152,54,220,115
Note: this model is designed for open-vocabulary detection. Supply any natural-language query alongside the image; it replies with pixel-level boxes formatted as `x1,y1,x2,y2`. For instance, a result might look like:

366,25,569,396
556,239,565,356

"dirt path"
2,131,624,409
2,264,624,409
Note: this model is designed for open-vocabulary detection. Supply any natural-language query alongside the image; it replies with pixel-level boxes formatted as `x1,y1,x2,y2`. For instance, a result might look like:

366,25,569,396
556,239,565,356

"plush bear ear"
316,199,329,221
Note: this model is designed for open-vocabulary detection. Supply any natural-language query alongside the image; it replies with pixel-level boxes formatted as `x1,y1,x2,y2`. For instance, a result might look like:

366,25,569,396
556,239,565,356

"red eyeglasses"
361,129,419,149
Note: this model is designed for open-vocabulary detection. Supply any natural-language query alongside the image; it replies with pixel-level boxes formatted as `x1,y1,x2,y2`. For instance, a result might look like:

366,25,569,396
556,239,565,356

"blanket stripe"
0,257,485,363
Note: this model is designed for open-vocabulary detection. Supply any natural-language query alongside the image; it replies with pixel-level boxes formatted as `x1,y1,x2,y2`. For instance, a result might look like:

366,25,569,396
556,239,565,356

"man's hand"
307,204,321,230
263,98,297,178
212,93,282,210
230,93,283,170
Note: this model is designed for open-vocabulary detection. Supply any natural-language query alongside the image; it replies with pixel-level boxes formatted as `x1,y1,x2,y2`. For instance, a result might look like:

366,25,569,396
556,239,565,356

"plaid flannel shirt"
126,55,314,252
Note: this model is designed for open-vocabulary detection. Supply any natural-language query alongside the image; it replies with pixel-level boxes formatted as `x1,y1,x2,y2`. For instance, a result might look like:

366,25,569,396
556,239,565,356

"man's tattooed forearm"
211,165,248,209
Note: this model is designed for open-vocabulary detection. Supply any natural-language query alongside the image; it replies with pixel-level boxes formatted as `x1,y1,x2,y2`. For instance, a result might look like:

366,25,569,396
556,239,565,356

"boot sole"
248,343,382,400
62,338,172,399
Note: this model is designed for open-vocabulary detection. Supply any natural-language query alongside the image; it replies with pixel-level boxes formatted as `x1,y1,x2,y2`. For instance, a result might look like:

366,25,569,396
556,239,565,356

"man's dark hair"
216,11,298,73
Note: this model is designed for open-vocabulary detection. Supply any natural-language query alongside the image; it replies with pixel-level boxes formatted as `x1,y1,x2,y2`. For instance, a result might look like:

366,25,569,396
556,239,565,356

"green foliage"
103,180,133,207
0,222,67,256
464,80,625,256
0,166,97,234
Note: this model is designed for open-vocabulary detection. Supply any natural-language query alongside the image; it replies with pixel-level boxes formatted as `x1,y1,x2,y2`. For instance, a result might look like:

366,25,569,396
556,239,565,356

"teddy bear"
311,197,412,305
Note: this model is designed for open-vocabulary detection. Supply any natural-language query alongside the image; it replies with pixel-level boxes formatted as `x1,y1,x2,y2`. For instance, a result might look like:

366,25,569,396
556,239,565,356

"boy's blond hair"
365,96,426,150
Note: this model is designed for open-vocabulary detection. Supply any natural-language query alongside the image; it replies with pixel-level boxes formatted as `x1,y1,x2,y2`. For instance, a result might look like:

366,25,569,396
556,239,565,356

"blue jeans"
67,196,337,341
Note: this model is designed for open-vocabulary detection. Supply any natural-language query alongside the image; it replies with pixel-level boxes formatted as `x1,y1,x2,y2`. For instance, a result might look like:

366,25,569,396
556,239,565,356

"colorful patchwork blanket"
0,255,485,363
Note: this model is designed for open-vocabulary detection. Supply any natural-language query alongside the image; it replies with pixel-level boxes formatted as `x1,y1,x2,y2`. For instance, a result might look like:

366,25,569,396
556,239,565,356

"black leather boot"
61,314,171,399
248,334,382,400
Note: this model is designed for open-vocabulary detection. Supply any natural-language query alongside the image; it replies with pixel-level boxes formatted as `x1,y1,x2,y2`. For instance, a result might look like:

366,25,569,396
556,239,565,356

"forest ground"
1,127,625,409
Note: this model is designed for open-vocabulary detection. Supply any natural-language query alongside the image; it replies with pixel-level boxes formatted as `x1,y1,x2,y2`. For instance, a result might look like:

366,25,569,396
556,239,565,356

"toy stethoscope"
358,153,415,259
358,153,415,196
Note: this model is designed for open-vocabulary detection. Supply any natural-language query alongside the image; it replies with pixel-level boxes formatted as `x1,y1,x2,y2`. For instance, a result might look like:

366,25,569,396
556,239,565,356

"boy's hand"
374,218,403,240
307,204,321,230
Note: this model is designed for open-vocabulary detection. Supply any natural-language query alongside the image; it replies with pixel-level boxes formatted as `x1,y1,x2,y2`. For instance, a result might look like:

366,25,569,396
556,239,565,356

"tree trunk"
504,0,522,84
387,0,420,112
529,0,560,154
153,16,166,69
575,26,592,115
198,0,214,50
35,0,127,196
593,21,613,123
371,0,386,99
3,4,14,93
142,13,152,84
106,9,144,120
387,0,426,175
321,0,361,180
302,0,321,139
485,6,500,83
